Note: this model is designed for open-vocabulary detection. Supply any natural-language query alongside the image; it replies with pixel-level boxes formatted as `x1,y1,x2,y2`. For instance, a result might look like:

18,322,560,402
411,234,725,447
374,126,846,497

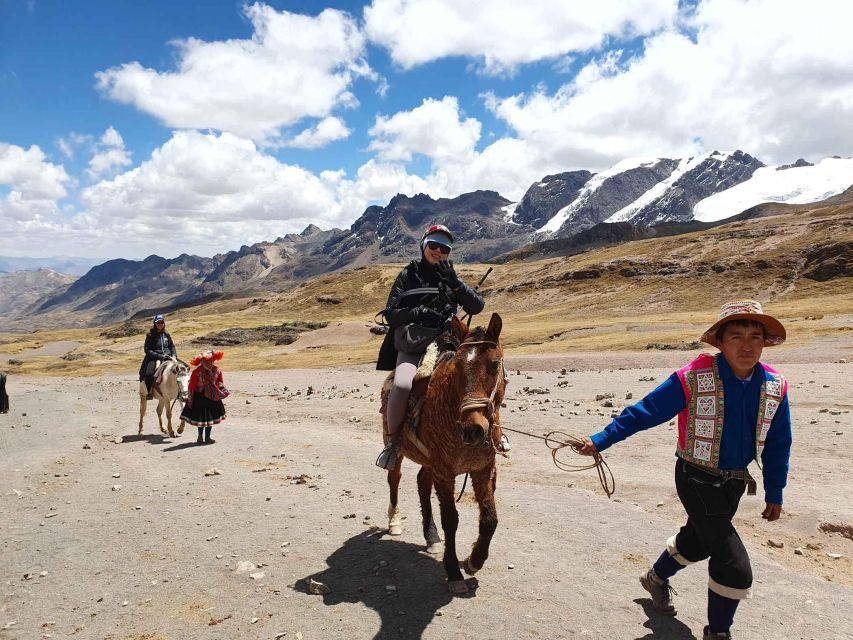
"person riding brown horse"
382,313,507,594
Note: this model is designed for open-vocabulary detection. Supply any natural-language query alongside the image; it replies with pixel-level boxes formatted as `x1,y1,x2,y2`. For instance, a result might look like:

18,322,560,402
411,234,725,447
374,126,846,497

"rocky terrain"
0,269,77,317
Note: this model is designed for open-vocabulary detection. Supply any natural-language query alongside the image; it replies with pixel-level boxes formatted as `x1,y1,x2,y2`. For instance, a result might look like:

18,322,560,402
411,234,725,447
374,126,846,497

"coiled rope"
500,426,616,498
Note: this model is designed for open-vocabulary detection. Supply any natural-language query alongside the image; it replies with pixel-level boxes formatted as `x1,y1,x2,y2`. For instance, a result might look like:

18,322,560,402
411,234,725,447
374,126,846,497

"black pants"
673,460,753,599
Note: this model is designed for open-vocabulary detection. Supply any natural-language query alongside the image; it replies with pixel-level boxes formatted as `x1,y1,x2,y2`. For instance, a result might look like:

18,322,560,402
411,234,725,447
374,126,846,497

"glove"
415,306,444,327
436,260,461,289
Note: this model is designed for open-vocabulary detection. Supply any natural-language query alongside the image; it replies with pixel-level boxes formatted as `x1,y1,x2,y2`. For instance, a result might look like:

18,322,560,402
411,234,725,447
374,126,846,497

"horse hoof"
426,542,444,555
388,524,403,536
167,430,176,438
461,557,480,576
447,580,469,595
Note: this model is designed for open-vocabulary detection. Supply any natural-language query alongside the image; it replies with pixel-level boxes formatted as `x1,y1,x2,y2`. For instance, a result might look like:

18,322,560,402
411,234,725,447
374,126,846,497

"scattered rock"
317,295,342,305
82,443,91,450
767,539,784,549
112,485,122,491
249,571,266,580
826,552,844,559
794,547,805,556
204,468,223,477
111,473,121,478
235,561,257,574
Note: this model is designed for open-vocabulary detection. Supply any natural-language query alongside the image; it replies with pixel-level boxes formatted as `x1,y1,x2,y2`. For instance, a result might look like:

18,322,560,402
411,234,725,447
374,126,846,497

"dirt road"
1,353,851,640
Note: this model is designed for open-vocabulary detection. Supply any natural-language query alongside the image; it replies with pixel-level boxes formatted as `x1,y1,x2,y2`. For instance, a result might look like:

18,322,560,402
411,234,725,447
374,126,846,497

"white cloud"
0,143,71,203
485,0,853,168
284,116,351,149
86,127,133,179
368,96,481,162
364,0,677,74
56,132,92,159
95,4,374,144
354,98,557,201
74,130,354,256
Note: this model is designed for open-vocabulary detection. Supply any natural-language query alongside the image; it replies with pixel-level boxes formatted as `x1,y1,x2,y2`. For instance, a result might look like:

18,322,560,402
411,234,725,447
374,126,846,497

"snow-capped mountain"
693,157,853,221
508,150,775,237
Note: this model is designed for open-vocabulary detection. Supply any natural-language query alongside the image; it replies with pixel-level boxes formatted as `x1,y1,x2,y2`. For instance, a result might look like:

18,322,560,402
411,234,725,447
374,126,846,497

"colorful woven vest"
675,353,786,470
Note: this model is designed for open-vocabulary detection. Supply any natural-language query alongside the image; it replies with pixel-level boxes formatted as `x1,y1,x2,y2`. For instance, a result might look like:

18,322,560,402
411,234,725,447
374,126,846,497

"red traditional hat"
700,300,786,349
190,350,224,366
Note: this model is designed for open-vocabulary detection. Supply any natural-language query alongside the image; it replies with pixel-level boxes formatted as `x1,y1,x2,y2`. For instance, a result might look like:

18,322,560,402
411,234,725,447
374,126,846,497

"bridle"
456,339,506,448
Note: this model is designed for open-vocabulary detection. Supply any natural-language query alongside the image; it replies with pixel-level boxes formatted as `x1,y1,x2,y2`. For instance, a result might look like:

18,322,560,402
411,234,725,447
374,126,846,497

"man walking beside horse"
579,300,792,640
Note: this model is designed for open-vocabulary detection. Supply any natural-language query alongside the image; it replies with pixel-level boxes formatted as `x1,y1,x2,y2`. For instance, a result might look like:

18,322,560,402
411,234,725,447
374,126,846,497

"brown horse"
383,313,507,595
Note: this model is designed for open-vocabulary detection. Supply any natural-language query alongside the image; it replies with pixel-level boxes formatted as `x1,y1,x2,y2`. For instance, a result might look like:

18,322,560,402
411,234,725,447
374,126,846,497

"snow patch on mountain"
693,157,853,222
605,152,728,223
538,157,663,233
502,201,520,224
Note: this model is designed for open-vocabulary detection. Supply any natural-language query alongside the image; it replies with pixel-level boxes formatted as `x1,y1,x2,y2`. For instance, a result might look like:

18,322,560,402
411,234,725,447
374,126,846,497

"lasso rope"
501,426,616,498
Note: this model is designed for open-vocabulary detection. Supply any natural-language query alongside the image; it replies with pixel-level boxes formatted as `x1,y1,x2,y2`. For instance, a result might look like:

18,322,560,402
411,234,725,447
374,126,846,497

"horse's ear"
451,315,468,342
485,313,502,341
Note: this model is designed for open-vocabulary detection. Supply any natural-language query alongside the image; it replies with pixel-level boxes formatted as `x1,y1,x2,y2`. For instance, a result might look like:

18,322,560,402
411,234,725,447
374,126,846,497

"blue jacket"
590,354,792,505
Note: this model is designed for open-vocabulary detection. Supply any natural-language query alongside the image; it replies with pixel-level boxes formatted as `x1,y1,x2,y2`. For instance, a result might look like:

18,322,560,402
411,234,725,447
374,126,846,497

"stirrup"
376,439,400,470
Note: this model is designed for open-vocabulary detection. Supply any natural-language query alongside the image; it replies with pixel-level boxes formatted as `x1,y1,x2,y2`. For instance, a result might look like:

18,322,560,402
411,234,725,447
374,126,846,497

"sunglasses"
425,241,451,254
155,320,165,324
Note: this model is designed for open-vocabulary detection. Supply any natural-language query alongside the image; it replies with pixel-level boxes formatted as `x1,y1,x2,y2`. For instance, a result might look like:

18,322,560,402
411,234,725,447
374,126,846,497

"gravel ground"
1,349,851,640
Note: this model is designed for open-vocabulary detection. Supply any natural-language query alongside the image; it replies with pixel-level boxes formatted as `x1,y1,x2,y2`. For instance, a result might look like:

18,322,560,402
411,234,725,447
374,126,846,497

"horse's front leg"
138,390,146,435
434,474,466,594
387,459,403,535
462,464,498,576
165,400,176,438
156,399,167,434
417,467,442,554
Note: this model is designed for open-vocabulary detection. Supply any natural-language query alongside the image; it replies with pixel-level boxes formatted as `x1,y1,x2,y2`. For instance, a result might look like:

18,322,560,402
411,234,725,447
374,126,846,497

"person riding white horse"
138,357,190,438
139,314,177,400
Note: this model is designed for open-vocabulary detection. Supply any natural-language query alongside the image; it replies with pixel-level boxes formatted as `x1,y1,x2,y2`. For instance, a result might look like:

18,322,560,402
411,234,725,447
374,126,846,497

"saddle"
380,343,441,458
152,360,171,394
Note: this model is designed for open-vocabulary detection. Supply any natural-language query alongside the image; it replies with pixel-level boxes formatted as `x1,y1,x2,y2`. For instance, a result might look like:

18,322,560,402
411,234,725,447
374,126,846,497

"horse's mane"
434,326,491,367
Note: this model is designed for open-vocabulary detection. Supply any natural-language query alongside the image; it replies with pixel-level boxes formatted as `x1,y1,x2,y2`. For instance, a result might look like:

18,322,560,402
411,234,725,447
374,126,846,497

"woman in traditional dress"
180,350,229,444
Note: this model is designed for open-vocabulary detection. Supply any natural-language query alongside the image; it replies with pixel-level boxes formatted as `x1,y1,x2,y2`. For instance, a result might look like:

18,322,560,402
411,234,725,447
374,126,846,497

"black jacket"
376,260,485,370
139,330,177,379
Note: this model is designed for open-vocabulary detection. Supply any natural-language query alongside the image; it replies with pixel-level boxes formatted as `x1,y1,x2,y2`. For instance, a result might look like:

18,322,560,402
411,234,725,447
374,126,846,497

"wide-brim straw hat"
700,300,786,349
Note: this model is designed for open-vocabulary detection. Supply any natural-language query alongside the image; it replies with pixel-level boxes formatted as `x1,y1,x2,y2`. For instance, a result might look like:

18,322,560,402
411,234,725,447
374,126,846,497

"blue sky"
1,0,852,259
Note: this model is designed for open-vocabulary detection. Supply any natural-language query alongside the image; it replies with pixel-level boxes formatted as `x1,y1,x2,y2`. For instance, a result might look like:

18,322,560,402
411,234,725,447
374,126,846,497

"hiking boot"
639,568,677,615
376,435,401,470
197,435,204,444
497,433,511,452
204,438,216,445
703,625,732,640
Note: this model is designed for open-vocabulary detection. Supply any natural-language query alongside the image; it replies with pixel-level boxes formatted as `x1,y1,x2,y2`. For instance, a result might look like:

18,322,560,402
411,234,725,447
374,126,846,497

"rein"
500,425,616,498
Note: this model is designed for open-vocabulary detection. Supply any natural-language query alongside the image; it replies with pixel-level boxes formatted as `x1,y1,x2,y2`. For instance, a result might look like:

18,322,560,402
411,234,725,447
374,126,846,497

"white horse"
138,358,190,438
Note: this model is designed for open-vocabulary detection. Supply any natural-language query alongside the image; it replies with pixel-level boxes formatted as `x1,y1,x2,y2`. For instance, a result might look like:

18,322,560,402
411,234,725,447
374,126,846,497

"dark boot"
145,376,154,400
703,626,732,640
204,427,215,444
197,427,204,444
640,568,677,615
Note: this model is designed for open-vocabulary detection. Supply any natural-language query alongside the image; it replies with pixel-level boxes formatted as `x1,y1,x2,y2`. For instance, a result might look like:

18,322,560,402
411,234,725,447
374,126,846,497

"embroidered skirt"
180,392,226,427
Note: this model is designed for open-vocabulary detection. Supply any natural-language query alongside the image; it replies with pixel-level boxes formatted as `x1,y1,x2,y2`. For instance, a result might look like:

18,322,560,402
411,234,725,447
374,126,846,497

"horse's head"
173,360,191,402
451,313,506,448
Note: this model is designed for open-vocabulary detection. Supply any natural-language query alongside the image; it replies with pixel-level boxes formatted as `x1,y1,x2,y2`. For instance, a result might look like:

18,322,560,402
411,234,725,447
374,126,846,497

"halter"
456,340,505,448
